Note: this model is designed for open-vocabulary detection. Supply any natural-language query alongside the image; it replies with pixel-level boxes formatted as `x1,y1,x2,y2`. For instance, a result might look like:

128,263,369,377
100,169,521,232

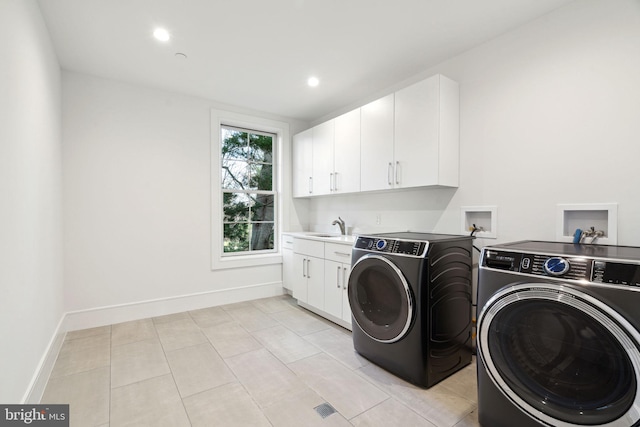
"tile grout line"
345,396,392,423
154,313,194,427
187,304,279,425
212,300,334,422
44,295,480,426
261,306,383,422
108,326,112,427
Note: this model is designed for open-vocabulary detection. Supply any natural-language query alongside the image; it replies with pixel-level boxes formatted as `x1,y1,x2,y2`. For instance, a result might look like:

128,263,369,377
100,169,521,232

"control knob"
543,257,570,276
375,239,388,250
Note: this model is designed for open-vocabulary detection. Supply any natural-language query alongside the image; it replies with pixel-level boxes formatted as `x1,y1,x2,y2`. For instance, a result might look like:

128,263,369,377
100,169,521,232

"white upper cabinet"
360,94,395,192
292,74,459,197
333,108,361,194
394,74,459,188
292,111,360,198
292,128,313,197
311,120,335,196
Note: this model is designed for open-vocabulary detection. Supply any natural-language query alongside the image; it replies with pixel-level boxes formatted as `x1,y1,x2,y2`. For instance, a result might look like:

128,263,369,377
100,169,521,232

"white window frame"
211,109,287,270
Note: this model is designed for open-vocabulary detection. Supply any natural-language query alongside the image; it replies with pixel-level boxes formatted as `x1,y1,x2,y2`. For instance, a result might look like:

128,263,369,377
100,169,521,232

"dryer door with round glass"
477,283,640,427
348,254,413,343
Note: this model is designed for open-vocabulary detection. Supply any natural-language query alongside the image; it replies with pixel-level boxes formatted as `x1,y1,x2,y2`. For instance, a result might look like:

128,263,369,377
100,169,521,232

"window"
211,110,287,270
221,125,276,255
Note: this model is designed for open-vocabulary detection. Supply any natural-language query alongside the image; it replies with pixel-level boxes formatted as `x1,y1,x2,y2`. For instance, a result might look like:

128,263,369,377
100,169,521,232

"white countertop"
282,232,356,245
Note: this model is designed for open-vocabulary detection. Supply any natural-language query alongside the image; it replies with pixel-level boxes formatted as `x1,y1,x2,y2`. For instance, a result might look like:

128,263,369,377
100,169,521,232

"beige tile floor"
41,294,480,427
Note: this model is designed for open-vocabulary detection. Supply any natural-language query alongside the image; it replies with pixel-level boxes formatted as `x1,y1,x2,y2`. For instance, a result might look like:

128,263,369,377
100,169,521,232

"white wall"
62,72,308,315
308,0,640,248
0,0,63,403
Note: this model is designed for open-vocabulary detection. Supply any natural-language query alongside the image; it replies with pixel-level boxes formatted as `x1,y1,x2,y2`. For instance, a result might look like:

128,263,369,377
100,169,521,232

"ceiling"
37,0,575,122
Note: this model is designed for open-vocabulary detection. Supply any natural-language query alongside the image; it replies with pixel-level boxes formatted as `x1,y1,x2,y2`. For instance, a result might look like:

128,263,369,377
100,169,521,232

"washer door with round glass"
477,283,640,427
348,254,413,343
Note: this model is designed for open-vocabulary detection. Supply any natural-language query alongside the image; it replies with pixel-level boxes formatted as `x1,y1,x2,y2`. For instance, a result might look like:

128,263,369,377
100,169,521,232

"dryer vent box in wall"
556,203,618,245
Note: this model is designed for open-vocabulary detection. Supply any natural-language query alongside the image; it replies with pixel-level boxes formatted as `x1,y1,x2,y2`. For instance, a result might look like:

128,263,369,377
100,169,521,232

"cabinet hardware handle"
334,251,350,257
333,172,338,192
329,173,334,191
388,162,393,186
307,259,311,278
302,258,307,278
309,177,313,194
337,266,341,288
395,161,400,185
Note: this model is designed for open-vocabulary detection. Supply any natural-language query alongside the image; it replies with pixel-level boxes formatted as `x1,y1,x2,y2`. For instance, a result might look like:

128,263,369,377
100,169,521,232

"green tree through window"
221,126,276,254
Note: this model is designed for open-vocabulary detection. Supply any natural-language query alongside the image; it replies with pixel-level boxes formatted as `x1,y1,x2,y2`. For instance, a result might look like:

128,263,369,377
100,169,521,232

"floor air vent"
314,402,336,419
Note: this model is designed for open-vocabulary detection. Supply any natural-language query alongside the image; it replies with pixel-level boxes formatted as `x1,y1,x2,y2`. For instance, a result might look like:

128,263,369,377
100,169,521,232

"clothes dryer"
348,232,473,387
477,241,640,427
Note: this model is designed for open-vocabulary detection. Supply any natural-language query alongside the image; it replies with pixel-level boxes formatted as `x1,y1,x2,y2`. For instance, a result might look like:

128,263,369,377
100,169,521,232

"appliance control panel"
354,236,427,257
592,261,640,286
482,249,640,286
482,250,589,281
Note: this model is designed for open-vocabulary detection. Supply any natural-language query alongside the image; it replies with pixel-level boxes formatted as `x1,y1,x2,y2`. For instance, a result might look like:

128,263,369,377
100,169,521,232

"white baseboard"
24,282,283,403
23,316,66,404
63,281,285,332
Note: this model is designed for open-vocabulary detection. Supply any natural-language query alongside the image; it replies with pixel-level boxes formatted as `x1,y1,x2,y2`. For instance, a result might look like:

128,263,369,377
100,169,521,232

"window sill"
212,253,283,270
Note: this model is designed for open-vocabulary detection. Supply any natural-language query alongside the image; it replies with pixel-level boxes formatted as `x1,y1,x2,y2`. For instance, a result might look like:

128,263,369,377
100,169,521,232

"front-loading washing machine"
348,232,473,388
477,240,640,427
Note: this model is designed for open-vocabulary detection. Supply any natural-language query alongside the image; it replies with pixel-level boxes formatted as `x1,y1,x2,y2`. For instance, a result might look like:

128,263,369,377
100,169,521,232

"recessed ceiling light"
153,28,170,42
307,76,320,87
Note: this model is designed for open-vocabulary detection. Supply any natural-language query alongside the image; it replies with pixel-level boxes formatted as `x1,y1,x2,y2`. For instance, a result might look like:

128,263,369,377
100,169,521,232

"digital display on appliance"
483,251,521,271
398,242,413,254
603,262,640,286
397,241,418,255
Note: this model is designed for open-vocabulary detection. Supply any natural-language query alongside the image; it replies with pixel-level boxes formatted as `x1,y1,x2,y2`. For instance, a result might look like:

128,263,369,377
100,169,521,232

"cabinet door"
394,74,459,188
361,94,394,192
324,260,343,319
292,253,307,303
341,264,352,326
282,247,294,292
437,75,460,187
334,109,361,194
311,120,334,196
292,129,313,197
394,76,439,188
306,256,325,310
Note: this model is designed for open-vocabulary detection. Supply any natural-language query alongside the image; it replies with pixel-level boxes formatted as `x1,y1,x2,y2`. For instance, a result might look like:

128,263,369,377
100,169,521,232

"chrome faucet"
332,217,346,235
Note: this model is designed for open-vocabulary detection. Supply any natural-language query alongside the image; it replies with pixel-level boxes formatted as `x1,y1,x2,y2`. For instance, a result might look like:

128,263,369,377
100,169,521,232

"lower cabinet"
290,237,353,330
282,235,294,292
292,238,325,307
292,253,324,307
306,255,325,309
292,253,307,302
324,260,351,326
323,243,353,327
